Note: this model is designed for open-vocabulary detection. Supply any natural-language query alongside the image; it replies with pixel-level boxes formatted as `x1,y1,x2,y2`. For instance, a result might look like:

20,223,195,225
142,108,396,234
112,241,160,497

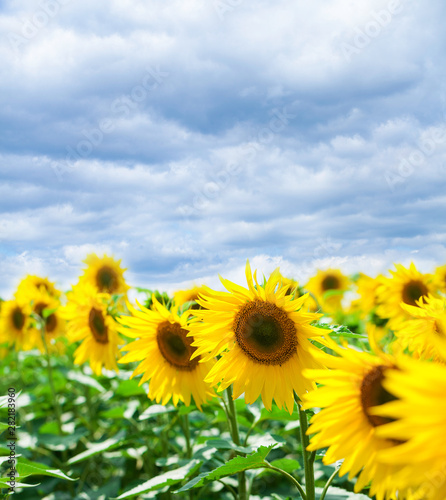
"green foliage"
0,341,364,499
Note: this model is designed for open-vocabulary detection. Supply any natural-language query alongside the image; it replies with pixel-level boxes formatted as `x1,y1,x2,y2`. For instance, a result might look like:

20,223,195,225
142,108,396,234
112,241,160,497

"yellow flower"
186,261,327,414
16,275,61,299
376,263,435,328
303,338,417,500
173,285,207,308
22,288,65,351
64,283,121,375
304,269,349,314
392,295,446,361
118,297,215,409
432,264,446,294
350,273,382,318
372,355,446,500
79,254,129,296
0,298,34,351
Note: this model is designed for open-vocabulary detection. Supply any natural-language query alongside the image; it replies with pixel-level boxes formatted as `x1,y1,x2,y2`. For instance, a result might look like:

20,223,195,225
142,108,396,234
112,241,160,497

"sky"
1,0,446,297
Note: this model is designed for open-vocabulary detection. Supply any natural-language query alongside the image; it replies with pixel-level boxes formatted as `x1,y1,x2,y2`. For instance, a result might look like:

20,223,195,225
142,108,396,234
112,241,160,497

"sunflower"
432,264,446,294
186,261,327,414
0,298,34,351
64,283,121,375
118,297,215,409
173,285,207,309
371,355,446,500
79,254,130,297
302,336,417,500
376,263,435,328
22,288,65,351
16,275,61,299
304,269,349,314
350,273,382,318
391,295,446,361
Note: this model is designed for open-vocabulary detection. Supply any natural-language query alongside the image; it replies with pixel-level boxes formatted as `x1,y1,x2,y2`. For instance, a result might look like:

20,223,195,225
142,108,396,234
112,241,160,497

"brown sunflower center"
35,302,58,333
401,280,428,307
96,266,118,293
233,300,297,365
89,308,109,344
156,321,199,371
360,365,397,428
12,307,25,331
321,275,340,291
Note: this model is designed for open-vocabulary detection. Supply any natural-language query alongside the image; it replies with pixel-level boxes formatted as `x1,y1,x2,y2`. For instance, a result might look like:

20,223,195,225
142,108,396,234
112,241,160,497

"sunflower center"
35,302,58,333
401,280,428,307
233,300,297,365
156,321,199,371
12,307,25,331
96,266,118,293
360,365,397,428
88,308,109,344
321,275,340,291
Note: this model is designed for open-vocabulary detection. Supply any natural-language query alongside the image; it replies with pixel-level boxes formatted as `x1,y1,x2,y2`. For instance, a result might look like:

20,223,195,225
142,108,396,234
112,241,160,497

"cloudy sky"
1,0,446,297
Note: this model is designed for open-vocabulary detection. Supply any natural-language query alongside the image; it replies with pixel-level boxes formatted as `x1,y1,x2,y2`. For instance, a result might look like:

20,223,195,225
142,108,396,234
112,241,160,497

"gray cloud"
1,0,446,297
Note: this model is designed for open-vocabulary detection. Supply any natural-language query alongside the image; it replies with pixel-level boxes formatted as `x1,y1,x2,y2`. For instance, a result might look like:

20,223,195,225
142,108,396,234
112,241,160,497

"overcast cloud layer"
1,0,446,297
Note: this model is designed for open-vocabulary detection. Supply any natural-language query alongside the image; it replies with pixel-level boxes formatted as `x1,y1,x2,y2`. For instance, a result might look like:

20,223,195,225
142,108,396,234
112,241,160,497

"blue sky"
1,0,446,297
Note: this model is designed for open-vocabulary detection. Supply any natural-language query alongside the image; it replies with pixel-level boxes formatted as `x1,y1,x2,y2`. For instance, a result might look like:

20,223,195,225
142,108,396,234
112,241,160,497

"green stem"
264,462,307,500
320,468,339,500
295,393,315,500
182,414,192,459
225,387,247,500
40,326,64,437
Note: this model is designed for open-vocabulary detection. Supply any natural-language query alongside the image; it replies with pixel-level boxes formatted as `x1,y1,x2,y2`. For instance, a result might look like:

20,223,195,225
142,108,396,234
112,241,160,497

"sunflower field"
1,255,446,500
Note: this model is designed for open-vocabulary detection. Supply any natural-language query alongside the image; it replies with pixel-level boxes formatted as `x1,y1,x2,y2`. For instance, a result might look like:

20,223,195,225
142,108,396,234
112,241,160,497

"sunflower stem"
40,322,64,437
225,386,247,500
263,462,307,500
295,393,315,500
182,413,193,459
320,468,339,500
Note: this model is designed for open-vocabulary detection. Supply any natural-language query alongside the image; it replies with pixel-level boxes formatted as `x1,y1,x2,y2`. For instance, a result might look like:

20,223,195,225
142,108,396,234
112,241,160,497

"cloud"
1,0,446,297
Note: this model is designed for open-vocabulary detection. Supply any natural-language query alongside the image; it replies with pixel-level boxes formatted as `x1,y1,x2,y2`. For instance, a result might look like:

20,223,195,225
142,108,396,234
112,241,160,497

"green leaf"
67,370,106,392
0,477,39,489
68,430,126,464
115,459,201,499
205,439,251,454
16,458,76,481
269,458,301,472
38,428,88,451
42,307,58,319
177,445,276,492
115,379,147,397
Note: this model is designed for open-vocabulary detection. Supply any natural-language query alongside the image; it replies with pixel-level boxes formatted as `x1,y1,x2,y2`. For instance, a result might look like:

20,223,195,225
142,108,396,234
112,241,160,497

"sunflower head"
350,273,382,319
0,298,34,351
173,285,207,309
370,356,446,499
376,263,435,328
303,340,413,499
64,283,121,375
118,297,215,409
304,269,349,314
186,261,328,414
432,264,446,294
392,295,446,361
79,254,130,297
16,275,61,300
